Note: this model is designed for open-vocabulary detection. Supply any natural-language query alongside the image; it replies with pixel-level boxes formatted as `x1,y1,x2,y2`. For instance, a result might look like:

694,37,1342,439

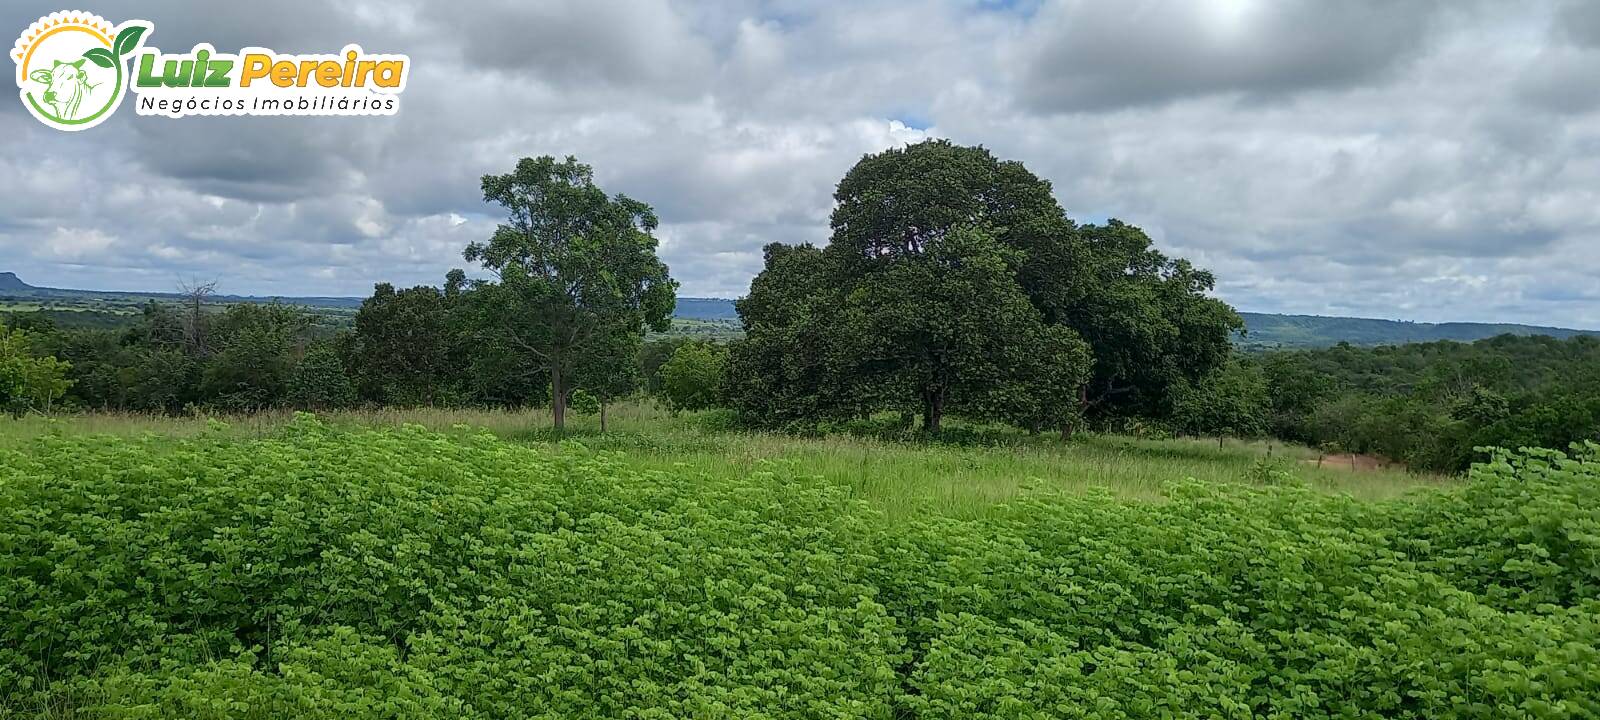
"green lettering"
206,59,233,87
134,53,159,87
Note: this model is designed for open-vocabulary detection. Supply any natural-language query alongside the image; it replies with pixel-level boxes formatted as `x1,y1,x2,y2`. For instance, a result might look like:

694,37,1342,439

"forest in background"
6,271,1595,350
4,142,1600,474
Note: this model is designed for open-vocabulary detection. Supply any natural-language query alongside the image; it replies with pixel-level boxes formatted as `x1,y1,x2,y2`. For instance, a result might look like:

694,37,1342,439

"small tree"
570,328,640,432
288,342,358,410
1169,358,1270,439
467,156,676,431
200,304,310,411
0,327,72,415
660,341,726,413
350,283,463,405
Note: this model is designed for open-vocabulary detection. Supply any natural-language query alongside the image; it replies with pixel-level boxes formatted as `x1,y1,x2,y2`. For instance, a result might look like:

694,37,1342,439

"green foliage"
350,283,466,405
0,420,899,716
465,155,677,430
639,337,689,394
200,304,312,411
1,424,1595,716
659,340,726,412
17,300,327,414
725,243,850,428
0,326,72,415
1256,334,1600,472
1391,443,1600,612
1068,221,1243,420
287,342,358,410
566,387,600,415
1169,357,1269,438
727,141,1232,434
569,328,641,406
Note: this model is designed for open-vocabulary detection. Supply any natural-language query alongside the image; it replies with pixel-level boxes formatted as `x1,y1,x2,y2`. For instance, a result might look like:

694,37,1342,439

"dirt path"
1305,453,1395,472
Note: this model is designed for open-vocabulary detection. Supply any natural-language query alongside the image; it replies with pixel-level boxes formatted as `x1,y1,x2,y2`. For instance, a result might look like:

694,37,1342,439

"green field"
0,402,1440,518
3,406,1596,717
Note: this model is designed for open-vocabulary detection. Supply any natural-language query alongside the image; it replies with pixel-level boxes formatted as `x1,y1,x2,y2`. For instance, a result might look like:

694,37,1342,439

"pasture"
0,401,1442,519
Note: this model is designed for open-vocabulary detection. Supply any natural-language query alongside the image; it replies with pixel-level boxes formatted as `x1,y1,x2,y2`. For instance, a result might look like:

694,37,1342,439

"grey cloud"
421,0,715,94
1012,0,1443,113
1555,0,1600,47
3,0,1600,328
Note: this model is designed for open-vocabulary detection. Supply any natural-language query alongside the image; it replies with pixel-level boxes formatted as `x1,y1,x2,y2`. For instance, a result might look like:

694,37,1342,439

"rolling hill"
3,273,1595,348
1235,312,1599,349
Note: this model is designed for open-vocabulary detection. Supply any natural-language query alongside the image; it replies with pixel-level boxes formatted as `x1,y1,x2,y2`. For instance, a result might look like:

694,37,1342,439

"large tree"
839,225,1088,433
728,140,1236,433
725,243,857,428
1066,221,1243,421
466,156,676,430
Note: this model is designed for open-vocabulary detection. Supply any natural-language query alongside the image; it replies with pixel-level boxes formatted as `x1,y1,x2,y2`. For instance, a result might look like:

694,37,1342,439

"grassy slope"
0,402,1445,520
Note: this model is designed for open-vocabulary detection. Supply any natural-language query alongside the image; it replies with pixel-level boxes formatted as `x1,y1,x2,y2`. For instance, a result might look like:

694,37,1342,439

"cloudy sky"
4,0,1600,326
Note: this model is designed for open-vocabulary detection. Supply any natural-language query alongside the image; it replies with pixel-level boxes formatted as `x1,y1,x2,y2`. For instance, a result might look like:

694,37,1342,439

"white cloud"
38,227,116,262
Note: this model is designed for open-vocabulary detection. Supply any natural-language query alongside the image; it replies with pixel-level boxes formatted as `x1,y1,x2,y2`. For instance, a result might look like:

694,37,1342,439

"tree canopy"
727,140,1237,433
463,156,677,430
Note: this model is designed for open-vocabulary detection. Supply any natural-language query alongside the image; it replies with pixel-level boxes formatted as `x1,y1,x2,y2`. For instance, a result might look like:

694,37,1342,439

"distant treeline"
1,298,704,418
9,300,1594,473
1248,336,1600,472
5,141,1597,473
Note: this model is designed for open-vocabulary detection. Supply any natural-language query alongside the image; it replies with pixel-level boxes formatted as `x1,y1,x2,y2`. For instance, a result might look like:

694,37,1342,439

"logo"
11,11,149,131
13,11,410,131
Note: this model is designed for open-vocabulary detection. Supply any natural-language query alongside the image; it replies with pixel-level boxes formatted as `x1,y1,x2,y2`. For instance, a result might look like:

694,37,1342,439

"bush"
287,343,358,410
0,326,72,415
566,388,600,415
2,421,1597,716
659,341,726,412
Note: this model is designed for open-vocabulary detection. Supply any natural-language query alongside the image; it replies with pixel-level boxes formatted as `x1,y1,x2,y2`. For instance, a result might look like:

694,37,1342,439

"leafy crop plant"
1,417,1595,717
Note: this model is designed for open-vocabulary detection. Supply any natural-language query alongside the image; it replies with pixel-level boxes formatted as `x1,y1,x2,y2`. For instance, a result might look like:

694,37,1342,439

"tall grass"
0,401,1448,519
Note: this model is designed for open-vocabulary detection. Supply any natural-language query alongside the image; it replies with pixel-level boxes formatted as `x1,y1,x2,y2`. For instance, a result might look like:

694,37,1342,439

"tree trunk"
550,364,566,432
922,389,944,434
1059,419,1075,441
600,401,608,433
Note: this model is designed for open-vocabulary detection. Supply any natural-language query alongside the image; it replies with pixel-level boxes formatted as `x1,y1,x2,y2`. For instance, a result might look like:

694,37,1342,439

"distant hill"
0,273,363,308
5,272,1596,348
1237,312,1600,349
0,272,34,293
674,297,739,320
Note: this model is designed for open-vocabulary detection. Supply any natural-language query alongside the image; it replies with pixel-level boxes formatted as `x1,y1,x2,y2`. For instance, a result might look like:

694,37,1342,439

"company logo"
13,11,410,131
11,11,148,131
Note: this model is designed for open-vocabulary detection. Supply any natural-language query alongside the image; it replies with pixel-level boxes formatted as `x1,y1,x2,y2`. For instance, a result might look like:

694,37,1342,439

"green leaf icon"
82,47,116,69
113,25,146,57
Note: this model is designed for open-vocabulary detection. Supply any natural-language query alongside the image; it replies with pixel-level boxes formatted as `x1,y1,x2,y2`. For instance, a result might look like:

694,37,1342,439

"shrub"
659,341,726,412
0,326,72,415
566,387,600,415
287,343,358,410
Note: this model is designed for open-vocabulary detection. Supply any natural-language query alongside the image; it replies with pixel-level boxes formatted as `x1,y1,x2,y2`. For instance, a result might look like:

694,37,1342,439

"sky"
3,0,1600,327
